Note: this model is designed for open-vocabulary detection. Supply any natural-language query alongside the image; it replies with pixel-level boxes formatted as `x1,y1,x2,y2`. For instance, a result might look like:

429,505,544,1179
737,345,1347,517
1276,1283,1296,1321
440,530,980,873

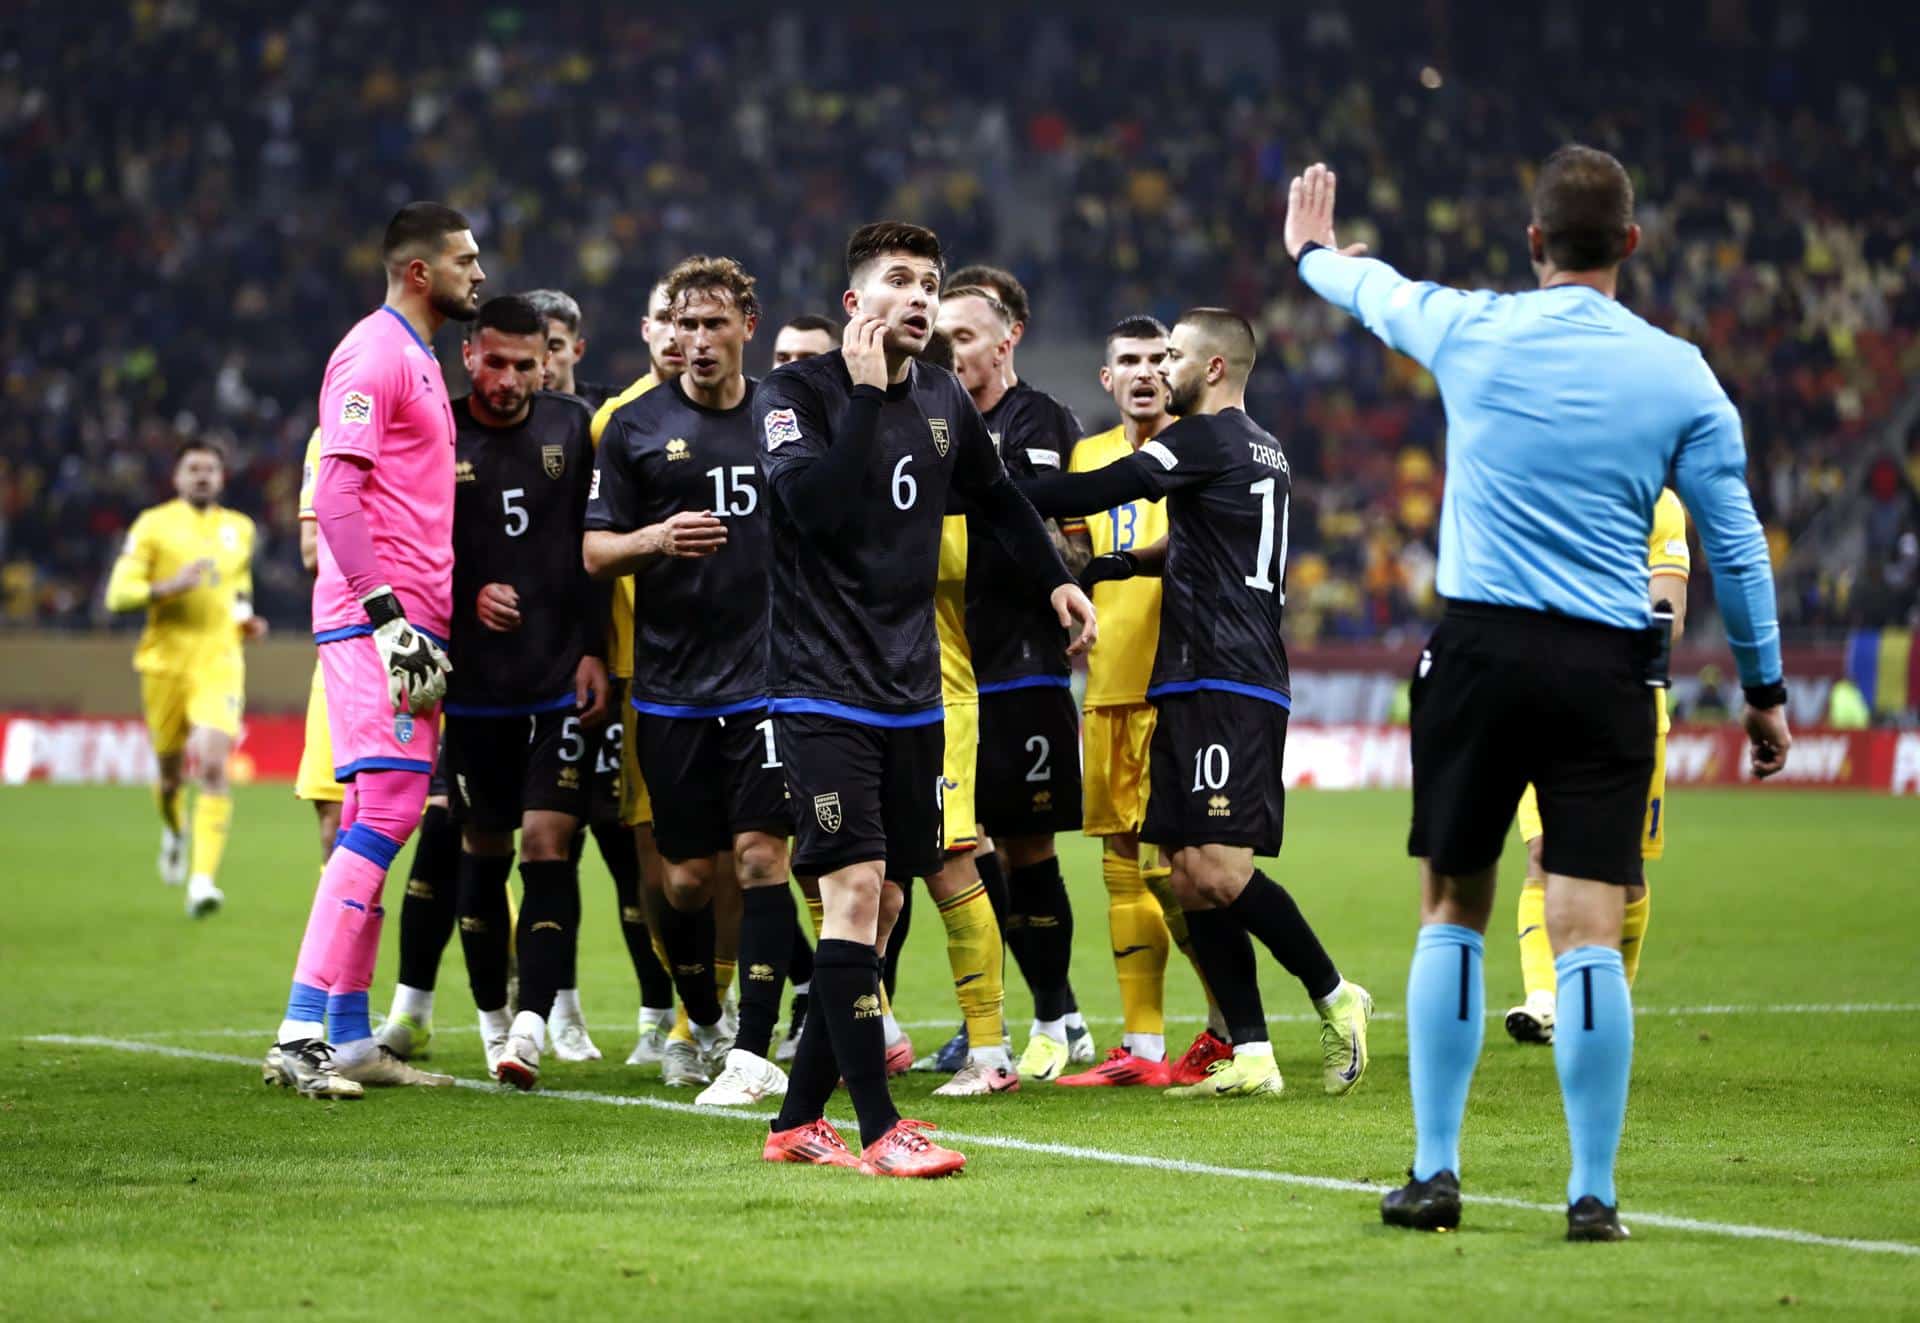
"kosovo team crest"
813,792,842,834
929,418,950,456
394,712,415,745
542,444,565,479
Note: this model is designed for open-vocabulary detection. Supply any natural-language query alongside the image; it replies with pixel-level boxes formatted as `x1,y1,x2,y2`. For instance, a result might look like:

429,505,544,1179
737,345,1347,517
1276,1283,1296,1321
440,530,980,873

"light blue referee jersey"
1299,248,1782,687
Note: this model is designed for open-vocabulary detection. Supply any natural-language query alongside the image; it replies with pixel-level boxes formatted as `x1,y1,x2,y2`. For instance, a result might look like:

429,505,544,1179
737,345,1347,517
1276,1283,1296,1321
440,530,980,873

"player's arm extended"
1018,456,1158,521
1078,535,1166,588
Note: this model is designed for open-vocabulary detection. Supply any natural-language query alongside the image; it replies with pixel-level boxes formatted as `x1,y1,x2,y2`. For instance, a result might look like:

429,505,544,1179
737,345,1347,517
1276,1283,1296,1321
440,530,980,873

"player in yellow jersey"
105,440,265,917
1506,488,1690,1043
292,427,347,861
589,277,694,1073
1055,316,1234,1087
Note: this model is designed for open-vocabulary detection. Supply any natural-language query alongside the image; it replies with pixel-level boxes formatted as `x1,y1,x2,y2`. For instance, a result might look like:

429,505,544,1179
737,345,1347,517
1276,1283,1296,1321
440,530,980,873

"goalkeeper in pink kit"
265,204,485,1098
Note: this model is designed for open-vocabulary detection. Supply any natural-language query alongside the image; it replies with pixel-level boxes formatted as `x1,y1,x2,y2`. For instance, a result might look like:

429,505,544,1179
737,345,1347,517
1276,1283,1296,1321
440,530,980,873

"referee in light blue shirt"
1287,148,1791,1242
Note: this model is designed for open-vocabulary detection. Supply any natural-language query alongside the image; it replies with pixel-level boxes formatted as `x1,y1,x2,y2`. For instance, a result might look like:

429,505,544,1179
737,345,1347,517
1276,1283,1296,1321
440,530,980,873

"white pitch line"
29,1034,1920,1260
114,1002,1920,1040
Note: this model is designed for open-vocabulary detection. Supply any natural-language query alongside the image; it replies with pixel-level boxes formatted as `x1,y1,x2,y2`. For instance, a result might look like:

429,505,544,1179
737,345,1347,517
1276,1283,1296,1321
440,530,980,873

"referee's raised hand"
1284,162,1370,262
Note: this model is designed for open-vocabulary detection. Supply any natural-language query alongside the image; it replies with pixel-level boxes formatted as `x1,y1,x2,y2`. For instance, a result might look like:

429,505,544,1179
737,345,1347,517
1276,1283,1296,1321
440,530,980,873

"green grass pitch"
2,785,1916,1319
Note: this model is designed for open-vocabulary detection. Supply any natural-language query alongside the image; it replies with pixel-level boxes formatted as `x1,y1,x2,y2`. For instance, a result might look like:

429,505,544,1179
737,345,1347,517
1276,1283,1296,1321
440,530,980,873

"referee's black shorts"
1407,601,1656,886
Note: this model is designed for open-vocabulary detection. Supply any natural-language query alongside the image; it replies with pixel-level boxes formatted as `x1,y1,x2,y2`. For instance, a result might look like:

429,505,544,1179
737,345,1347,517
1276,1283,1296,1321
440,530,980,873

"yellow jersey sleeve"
590,372,659,679
1648,488,1690,581
297,427,324,520
1073,427,1168,708
936,515,975,701
105,510,159,613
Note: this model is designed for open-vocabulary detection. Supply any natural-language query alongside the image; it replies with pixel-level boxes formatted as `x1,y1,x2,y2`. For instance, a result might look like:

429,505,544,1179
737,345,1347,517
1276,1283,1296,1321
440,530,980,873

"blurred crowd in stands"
2,1,1916,638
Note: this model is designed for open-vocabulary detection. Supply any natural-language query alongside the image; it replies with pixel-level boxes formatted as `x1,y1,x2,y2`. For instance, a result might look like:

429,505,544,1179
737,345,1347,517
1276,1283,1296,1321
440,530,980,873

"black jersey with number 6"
755,351,1039,721
1119,409,1293,706
446,391,600,715
584,376,768,713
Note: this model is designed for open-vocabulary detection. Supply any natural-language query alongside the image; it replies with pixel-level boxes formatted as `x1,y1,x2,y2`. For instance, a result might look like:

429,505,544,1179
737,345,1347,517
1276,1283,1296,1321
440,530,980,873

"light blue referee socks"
1553,945,1633,1206
1406,923,1485,1180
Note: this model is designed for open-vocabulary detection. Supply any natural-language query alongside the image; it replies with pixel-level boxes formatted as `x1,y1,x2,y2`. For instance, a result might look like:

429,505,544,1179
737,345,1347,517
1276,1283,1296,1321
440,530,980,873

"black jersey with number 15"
584,376,768,714
1120,409,1293,706
447,391,600,714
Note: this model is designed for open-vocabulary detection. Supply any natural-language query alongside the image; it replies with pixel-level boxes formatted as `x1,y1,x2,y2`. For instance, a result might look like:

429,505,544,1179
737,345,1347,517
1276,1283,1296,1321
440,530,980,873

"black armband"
1294,240,1328,267
1743,680,1787,710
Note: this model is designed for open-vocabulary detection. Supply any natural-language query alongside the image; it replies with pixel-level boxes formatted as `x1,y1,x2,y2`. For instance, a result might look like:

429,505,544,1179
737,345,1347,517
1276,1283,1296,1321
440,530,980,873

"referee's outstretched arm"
1284,159,1790,779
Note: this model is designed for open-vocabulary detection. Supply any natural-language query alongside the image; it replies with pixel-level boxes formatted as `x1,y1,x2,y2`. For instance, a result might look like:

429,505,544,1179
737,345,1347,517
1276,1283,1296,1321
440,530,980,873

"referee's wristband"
1294,240,1327,267
1743,680,1787,710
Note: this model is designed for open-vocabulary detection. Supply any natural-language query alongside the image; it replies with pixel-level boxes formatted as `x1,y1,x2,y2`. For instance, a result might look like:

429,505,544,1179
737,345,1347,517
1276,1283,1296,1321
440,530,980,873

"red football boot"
762,1118,860,1168
1056,1046,1173,1087
1168,1029,1233,1085
885,1032,915,1077
858,1119,966,1178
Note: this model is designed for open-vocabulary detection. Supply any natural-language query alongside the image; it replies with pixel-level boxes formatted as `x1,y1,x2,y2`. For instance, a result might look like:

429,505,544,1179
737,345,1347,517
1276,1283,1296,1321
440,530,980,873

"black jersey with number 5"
1119,409,1293,707
584,376,768,714
447,391,600,714
754,351,1022,722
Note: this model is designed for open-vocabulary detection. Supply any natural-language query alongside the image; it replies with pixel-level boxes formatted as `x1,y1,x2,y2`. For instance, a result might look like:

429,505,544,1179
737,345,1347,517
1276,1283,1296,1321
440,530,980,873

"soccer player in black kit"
432,294,610,1090
1020,309,1374,1100
753,222,1097,1176
937,284,1092,1083
584,255,793,1102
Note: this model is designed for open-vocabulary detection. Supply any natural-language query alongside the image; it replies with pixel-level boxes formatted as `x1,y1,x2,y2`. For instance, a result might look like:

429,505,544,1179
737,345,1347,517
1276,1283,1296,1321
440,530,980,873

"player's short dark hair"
466,294,546,341
1106,314,1169,355
1532,144,1635,272
524,289,583,335
781,313,839,335
381,202,471,268
661,255,761,321
942,285,1014,332
174,439,225,466
947,264,1029,328
1175,307,1257,378
845,221,944,283
920,328,956,373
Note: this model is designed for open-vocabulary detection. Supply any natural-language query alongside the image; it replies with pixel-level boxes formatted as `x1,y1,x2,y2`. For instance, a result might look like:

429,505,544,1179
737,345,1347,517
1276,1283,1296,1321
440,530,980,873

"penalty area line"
28,1033,1920,1260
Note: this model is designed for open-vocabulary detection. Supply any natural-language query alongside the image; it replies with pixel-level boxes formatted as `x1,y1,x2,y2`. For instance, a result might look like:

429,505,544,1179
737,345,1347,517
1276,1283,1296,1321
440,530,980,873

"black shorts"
777,711,944,882
428,747,450,801
587,681,627,829
443,710,592,834
1407,602,1657,886
635,706,793,863
1143,689,1288,856
977,682,1083,838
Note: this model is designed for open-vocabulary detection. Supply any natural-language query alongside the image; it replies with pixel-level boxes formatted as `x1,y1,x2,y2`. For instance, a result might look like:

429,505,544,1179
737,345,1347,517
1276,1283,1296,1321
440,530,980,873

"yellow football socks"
156,783,185,834
189,792,231,882
1103,851,1168,1035
1621,891,1651,987
936,880,1004,1047
1517,879,1556,999
1142,862,1225,1029
803,895,824,940
715,959,736,1006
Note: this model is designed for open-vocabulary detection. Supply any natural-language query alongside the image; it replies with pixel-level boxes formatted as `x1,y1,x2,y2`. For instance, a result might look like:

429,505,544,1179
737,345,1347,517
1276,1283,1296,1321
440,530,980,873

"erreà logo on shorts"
813,792,842,833
852,993,882,1019
394,712,415,744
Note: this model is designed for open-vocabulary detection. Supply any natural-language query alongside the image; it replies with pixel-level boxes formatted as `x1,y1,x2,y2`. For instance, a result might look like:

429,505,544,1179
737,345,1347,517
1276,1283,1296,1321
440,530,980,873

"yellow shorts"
619,699,654,827
942,699,978,854
1081,703,1156,837
141,658,242,755
294,660,344,803
1515,724,1668,862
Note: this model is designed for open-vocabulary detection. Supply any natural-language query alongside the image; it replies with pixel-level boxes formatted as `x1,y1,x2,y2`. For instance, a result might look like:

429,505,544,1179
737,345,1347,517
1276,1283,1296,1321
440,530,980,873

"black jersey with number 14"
1118,409,1293,706
446,391,600,714
584,376,768,713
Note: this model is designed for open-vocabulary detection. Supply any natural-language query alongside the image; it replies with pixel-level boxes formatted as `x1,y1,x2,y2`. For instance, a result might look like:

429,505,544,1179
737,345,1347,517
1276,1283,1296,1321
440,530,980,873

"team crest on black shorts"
394,712,415,744
813,792,842,833
542,444,565,479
